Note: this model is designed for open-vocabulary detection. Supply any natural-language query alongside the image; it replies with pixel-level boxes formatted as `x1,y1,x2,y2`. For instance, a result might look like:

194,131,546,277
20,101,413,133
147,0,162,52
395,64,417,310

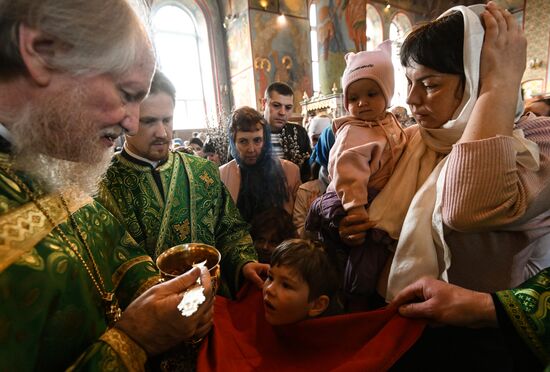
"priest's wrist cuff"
100,327,147,372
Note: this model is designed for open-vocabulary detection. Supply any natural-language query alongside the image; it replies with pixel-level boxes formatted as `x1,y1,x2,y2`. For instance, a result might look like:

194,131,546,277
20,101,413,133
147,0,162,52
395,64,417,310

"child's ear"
307,295,330,318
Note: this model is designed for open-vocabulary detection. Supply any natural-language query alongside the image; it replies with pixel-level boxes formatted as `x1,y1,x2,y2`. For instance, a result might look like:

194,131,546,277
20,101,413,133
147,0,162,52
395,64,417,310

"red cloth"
197,284,425,372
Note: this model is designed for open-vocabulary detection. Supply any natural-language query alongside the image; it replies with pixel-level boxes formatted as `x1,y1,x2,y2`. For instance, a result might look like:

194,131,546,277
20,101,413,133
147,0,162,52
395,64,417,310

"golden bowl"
156,243,221,291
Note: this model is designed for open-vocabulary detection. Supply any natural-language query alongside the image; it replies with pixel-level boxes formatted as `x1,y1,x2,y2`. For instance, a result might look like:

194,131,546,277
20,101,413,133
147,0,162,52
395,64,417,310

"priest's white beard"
9,87,116,197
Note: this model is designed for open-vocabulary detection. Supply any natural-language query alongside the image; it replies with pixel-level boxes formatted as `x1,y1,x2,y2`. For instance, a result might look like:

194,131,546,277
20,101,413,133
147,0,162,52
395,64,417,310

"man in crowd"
97,71,267,298
262,82,312,181
0,0,214,370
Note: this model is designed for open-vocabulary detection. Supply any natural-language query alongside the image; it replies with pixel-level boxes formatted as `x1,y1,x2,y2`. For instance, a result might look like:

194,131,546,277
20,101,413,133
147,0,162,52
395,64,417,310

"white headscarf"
308,116,332,139
366,4,539,301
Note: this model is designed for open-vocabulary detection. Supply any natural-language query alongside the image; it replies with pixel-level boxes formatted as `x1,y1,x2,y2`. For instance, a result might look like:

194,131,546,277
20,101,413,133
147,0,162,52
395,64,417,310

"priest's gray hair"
0,0,155,79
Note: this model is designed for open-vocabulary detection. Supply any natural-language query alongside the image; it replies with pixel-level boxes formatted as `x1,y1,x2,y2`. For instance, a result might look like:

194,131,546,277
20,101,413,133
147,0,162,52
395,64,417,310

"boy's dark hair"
150,70,176,104
271,239,339,302
400,12,465,91
265,82,294,99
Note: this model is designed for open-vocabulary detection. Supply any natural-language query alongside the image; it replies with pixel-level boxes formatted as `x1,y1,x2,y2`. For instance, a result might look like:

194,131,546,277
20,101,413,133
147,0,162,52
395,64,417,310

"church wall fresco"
249,8,311,111
223,0,547,116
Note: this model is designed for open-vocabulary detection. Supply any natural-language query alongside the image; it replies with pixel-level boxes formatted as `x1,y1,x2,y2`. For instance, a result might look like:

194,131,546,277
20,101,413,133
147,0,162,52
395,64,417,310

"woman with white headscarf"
339,2,550,302
307,115,332,147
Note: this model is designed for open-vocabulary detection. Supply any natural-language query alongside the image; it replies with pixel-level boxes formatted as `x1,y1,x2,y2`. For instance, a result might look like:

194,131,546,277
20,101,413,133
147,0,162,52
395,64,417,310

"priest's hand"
115,266,214,356
390,277,497,329
242,262,269,289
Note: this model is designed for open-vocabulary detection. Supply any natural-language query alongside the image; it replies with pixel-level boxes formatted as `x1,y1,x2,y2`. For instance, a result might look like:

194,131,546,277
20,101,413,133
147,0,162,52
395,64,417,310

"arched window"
366,4,383,51
309,3,320,95
389,12,412,108
151,3,215,130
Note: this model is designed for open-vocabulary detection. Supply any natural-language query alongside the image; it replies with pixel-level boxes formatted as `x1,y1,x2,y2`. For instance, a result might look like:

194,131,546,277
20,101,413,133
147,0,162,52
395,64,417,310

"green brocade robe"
0,154,159,371
496,267,550,365
97,150,257,298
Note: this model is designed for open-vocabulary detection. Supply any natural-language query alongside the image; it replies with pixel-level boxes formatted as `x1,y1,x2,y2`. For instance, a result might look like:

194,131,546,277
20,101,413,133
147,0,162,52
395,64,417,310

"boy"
263,239,340,325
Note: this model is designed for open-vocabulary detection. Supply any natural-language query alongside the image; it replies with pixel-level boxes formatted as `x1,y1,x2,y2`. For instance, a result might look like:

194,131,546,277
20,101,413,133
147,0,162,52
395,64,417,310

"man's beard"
9,87,118,197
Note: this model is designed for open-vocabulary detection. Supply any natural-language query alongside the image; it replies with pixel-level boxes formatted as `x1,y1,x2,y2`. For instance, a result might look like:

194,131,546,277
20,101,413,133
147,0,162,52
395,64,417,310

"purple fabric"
306,191,393,310
345,237,390,296
305,192,349,272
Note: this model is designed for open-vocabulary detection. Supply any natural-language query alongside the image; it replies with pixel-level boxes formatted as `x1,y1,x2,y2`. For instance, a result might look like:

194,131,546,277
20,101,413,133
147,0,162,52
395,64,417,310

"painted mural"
232,67,257,109
227,15,252,78
249,0,279,12
316,0,367,94
317,0,364,59
250,9,311,110
280,0,308,18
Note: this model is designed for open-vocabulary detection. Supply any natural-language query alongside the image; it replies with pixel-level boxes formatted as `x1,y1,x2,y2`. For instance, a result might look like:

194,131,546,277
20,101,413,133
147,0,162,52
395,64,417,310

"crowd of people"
1,0,549,370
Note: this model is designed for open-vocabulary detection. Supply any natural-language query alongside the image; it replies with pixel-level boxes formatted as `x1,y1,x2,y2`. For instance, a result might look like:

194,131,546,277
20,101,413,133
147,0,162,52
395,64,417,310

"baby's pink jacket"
327,113,407,217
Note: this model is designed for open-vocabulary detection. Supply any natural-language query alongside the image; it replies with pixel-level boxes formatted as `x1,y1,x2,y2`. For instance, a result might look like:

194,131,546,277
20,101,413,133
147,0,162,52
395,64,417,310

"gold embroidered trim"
111,255,154,289
179,154,197,242
199,171,214,187
0,191,91,273
174,220,190,241
154,152,180,258
132,275,161,302
100,328,146,372
496,290,549,362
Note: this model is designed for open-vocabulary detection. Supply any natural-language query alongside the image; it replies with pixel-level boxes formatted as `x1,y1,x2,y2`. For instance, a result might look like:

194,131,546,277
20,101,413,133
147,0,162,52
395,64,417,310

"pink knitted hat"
341,40,394,109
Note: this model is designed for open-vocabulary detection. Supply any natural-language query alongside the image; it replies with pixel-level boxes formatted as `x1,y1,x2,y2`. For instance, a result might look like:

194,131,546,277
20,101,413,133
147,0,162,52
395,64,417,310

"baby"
326,41,408,307
328,40,407,223
263,239,340,325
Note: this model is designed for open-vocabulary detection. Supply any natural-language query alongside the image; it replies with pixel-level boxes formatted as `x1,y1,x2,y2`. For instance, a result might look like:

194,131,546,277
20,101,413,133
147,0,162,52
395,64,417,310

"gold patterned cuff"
100,328,147,372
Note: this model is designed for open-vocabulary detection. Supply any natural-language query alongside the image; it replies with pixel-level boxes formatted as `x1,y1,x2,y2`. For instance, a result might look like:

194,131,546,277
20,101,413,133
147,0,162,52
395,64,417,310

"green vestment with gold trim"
0,152,159,371
97,150,257,298
495,267,550,366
